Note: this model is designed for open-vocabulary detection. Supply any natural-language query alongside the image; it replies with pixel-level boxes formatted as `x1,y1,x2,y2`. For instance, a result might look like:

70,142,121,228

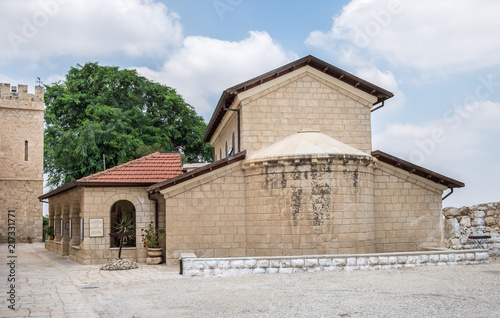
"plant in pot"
46,226,54,240
114,215,135,260
141,222,166,263
27,236,32,244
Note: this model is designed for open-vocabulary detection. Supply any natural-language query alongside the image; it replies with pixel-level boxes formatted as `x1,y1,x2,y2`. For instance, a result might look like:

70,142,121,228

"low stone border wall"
181,250,489,277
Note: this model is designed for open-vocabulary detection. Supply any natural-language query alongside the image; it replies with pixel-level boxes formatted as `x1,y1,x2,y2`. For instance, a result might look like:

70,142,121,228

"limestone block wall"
181,250,489,277
243,156,376,256
45,186,156,264
0,180,43,242
162,163,246,265
211,110,238,160
443,201,500,255
373,162,446,252
239,70,373,156
79,186,155,264
0,83,44,243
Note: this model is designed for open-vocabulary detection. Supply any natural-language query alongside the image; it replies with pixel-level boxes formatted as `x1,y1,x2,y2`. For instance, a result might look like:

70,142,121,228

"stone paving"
1,243,179,317
2,243,500,317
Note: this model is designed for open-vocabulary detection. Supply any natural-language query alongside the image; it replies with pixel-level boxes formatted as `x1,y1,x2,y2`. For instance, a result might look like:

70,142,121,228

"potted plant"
27,236,32,244
142,222,166,259
114,215,135,259
46,226,54,240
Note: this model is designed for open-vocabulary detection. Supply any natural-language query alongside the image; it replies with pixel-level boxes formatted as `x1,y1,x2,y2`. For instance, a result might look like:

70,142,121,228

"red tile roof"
78,152,182,183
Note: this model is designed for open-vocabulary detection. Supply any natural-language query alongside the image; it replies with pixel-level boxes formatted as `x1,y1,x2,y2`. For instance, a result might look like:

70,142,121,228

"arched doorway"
109,200,136,248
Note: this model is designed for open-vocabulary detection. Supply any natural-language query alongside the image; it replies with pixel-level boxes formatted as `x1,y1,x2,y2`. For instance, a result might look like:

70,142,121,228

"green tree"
44,62,209,187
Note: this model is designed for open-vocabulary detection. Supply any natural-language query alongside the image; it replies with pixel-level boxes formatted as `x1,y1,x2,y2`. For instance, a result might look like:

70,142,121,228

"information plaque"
89,218,104,237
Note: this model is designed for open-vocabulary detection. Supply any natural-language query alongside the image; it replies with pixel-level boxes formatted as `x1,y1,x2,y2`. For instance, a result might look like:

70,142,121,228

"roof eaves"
147,150,247,193
38,180,80,200
38,180,162,201
372,150,465,188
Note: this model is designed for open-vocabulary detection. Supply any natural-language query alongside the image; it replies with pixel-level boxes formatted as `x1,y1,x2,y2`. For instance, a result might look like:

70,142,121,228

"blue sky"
1,0,499,208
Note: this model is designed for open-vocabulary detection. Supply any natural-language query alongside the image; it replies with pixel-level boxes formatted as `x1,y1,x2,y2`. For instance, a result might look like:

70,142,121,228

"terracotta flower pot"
147,248,162,258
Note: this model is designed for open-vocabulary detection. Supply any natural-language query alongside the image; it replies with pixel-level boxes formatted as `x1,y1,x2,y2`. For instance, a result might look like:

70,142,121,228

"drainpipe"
442,188,454,201
148,192,159,230
370,100,385,112
223,106,240,153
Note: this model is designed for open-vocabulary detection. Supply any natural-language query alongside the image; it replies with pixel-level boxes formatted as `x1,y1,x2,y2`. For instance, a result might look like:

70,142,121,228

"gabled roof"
372,150,465,189
39,152,182,200
203,55,394,143
79,152,181,183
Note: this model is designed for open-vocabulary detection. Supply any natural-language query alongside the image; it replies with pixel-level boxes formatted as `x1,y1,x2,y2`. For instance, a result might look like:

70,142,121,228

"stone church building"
41,56,464,264
0,83,44,243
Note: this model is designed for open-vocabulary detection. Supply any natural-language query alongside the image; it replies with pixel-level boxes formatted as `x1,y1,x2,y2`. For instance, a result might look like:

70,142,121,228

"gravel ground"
2,244,499,317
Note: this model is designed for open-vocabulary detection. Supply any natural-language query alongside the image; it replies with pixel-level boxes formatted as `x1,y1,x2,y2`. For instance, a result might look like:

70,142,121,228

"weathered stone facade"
162,163,247,261
152,56,462,265
374,162,446,252
0,83,44,243
42,56,464,266
243,154,376,256
443,201,500,255
45,186,159,264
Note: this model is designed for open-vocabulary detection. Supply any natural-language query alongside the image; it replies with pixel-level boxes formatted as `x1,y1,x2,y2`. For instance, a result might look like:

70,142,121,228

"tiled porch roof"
78,152,182,183
39,152,182,200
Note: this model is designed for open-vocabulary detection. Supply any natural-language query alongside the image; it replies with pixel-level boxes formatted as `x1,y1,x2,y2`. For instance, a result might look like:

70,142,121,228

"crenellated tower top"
0,83,44,110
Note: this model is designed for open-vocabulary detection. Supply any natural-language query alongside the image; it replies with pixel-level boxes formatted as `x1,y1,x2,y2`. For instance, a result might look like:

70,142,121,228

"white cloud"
134,31,298,118
45,73,65,85
373,101,500,207
355,67,405,111
0,0,182,62
306,0,500,74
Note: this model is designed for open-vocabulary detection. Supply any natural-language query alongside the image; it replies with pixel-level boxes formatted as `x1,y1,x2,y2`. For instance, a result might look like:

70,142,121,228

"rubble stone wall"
443,202,500,255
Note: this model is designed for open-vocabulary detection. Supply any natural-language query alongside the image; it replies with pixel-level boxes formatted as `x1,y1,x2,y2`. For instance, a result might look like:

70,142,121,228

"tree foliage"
44,62,209,187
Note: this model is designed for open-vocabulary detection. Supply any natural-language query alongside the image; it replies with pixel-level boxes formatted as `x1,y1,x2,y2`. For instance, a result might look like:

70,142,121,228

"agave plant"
114,215,135,259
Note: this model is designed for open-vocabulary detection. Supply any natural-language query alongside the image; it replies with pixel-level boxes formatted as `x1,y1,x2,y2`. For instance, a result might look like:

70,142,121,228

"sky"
1,0,499,208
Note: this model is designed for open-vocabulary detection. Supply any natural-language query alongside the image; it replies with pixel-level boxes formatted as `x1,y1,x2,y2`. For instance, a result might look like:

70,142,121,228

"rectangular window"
80,218,84,241
24,141,28,161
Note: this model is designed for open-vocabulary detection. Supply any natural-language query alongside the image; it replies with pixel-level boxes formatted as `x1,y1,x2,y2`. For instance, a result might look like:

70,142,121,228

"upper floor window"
232,132,235,152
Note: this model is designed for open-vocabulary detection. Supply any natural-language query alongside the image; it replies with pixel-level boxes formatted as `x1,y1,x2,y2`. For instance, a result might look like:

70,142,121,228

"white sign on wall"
89,218,104,237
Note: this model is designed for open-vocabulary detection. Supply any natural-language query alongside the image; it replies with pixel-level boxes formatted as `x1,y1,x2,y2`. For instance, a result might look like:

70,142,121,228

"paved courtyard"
1,243,499,317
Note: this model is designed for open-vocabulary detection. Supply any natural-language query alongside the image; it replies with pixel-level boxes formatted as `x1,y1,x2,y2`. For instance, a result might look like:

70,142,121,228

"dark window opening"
110,200,136,248
24,141,28,161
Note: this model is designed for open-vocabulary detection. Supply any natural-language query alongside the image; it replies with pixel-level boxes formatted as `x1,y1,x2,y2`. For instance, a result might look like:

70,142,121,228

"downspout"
223,106,240,153
148,192,159,230
442,188,454,201
370,100,385,112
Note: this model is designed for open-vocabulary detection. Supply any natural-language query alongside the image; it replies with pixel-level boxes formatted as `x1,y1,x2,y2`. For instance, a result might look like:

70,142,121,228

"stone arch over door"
103,192,145,248
109,200,136,248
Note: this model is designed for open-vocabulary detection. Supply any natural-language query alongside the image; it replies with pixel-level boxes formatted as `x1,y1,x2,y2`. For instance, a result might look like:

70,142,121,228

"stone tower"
0,83,44,243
